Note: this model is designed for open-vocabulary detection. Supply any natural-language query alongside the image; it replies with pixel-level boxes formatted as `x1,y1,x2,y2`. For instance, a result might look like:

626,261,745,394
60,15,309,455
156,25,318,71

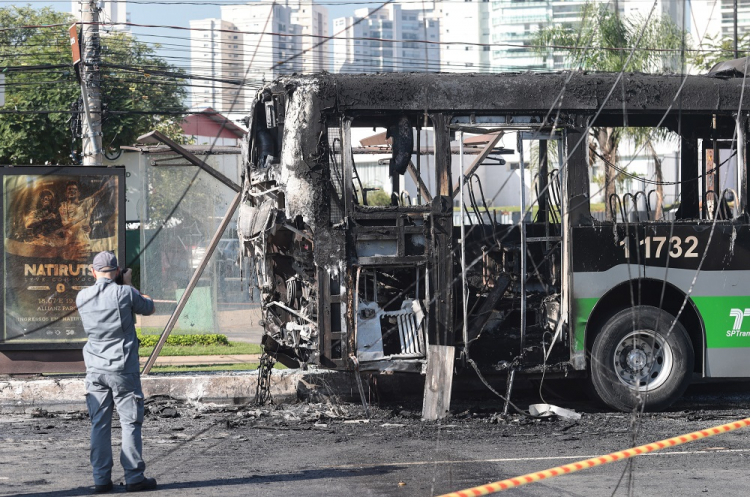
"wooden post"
433,113,452,197
428,113,453,346
422,345,455,420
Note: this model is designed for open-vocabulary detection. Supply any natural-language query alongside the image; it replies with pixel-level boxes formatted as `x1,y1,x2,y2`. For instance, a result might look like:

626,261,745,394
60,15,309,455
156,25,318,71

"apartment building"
332,3,440,73
489,0,593,72
719,0,750,38
291,0,330,73
189,18,245,113
436,0,492,73
489,0,728,73
190,1,328,111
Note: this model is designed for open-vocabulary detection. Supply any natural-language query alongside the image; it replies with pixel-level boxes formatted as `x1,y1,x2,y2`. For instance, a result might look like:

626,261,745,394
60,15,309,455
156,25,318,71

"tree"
534,3,686,218
691,32,749,72
0,6,187,165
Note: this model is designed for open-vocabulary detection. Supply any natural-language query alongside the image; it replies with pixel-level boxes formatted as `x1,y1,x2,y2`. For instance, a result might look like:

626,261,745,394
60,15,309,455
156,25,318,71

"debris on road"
529,404,582,421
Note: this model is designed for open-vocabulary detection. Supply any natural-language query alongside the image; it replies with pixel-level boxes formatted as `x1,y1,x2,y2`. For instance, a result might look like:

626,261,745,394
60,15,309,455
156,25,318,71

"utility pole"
80,0,103,165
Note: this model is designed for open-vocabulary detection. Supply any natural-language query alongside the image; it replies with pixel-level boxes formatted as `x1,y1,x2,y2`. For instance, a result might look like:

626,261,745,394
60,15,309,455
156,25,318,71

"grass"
138,341,262,357
137,326,216,336
136,326,263,357
149,363,287,373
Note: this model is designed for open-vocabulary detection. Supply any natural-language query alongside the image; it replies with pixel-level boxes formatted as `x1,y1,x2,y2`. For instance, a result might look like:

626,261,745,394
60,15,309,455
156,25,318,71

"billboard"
1,166,125,348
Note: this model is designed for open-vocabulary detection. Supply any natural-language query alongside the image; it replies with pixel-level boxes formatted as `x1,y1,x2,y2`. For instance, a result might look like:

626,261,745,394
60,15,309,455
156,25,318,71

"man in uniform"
76,251,157,493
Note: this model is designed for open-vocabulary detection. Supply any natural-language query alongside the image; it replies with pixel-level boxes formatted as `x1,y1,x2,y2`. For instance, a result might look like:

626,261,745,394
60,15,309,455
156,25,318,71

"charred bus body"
239,71,750,411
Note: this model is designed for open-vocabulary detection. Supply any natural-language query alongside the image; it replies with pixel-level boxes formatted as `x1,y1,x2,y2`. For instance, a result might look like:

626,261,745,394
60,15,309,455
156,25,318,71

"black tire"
589,306,694,412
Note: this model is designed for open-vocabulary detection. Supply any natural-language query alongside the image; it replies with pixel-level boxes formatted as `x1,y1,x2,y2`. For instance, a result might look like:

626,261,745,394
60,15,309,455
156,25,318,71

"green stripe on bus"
692,296,750,349
574,296,750,352
573,298,598,352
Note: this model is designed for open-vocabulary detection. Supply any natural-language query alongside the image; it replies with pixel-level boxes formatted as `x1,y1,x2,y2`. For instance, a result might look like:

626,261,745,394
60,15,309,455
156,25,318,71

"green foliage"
533,2,687,73
130,265,141,290
144,162,217,231
150,363,288,373
98,32,188,152
137,332,230,347
153,118,195,146
138,341,262,357
0,6,187,164
533,2,687,209
364,188,392,206
691,33,750,72
0,7,78,164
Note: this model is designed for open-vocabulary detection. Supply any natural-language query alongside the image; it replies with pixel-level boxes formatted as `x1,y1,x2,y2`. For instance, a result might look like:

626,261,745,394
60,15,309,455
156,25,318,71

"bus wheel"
590,306,694,412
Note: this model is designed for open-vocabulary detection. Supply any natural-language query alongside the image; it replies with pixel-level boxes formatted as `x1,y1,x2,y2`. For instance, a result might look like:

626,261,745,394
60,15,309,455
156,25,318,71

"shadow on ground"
10,466,400,496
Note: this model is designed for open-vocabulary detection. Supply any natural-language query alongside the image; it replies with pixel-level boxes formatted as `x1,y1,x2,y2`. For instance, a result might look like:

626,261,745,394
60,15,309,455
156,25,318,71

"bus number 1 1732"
619,235,700,259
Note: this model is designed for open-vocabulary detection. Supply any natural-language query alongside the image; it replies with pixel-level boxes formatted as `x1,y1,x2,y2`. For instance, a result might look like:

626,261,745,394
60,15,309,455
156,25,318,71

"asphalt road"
3,382,750,496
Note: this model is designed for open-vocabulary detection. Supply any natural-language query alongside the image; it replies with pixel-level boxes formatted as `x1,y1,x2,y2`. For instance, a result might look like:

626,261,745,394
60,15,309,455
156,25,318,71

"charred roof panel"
264,72,750,116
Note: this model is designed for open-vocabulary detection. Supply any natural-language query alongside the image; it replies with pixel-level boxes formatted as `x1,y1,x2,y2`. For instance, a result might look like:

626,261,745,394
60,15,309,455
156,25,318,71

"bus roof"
261,71,750,121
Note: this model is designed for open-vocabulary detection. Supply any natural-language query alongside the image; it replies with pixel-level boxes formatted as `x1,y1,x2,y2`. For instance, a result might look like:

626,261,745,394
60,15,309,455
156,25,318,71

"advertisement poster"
2,168,124,347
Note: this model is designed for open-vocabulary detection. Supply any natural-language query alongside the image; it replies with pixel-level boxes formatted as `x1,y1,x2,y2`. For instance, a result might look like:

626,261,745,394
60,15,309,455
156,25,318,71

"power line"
11,0,705,4
1,21,738,55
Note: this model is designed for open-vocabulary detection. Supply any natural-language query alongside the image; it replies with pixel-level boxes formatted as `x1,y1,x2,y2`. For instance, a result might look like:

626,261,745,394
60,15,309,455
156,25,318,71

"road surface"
3,382,750,496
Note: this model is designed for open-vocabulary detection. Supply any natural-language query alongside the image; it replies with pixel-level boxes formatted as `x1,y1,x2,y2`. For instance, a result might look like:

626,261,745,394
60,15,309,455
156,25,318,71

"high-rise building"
291,0,330,73
490,0,725,73
490,0,591,72
690,0,722,43
190,1,328,112
332,3,440,73
71,0,130,31
189,18,245,113
436,0,492,73
719,0,750,38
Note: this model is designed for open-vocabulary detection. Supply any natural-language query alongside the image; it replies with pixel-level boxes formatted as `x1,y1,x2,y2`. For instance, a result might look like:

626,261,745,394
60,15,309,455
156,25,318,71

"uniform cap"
92,251,118,272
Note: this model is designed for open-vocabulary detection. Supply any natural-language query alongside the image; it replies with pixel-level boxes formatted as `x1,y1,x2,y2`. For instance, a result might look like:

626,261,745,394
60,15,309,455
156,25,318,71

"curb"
138,354,261,366
0,369,360,413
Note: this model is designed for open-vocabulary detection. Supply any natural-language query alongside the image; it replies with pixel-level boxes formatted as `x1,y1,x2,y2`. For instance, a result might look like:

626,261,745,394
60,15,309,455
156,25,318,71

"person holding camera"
76,251,157,493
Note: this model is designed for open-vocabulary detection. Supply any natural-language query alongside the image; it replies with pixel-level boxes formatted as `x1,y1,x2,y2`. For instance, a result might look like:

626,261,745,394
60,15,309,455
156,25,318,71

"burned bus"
238,70,750,411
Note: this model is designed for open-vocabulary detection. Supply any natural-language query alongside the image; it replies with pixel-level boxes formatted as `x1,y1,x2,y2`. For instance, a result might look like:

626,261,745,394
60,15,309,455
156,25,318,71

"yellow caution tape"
438,417,750,497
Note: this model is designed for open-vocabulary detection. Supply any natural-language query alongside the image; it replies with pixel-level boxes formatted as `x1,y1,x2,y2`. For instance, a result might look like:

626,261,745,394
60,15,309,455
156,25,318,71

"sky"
27,0,384,70
33,1,381,36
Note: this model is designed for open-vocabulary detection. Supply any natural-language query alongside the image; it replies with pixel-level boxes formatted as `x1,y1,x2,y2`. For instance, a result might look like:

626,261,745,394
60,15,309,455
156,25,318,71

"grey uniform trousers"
84,372,146,485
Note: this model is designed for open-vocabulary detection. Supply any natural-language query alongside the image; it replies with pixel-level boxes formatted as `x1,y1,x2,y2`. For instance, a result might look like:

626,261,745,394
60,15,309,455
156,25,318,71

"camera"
115,267,124,285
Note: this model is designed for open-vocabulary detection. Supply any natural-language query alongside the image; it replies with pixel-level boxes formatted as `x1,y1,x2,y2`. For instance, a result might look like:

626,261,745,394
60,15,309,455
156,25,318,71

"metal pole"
459,132,469,351
137,130,241,192
416,127,422,205
738,114,746,211
735,0,740,59
142,191,242,374
518,134,527,352
81,0,103,165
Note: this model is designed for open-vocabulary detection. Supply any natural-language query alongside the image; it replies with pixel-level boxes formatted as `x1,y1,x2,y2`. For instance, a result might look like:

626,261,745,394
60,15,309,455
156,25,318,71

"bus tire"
589,306,694,412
